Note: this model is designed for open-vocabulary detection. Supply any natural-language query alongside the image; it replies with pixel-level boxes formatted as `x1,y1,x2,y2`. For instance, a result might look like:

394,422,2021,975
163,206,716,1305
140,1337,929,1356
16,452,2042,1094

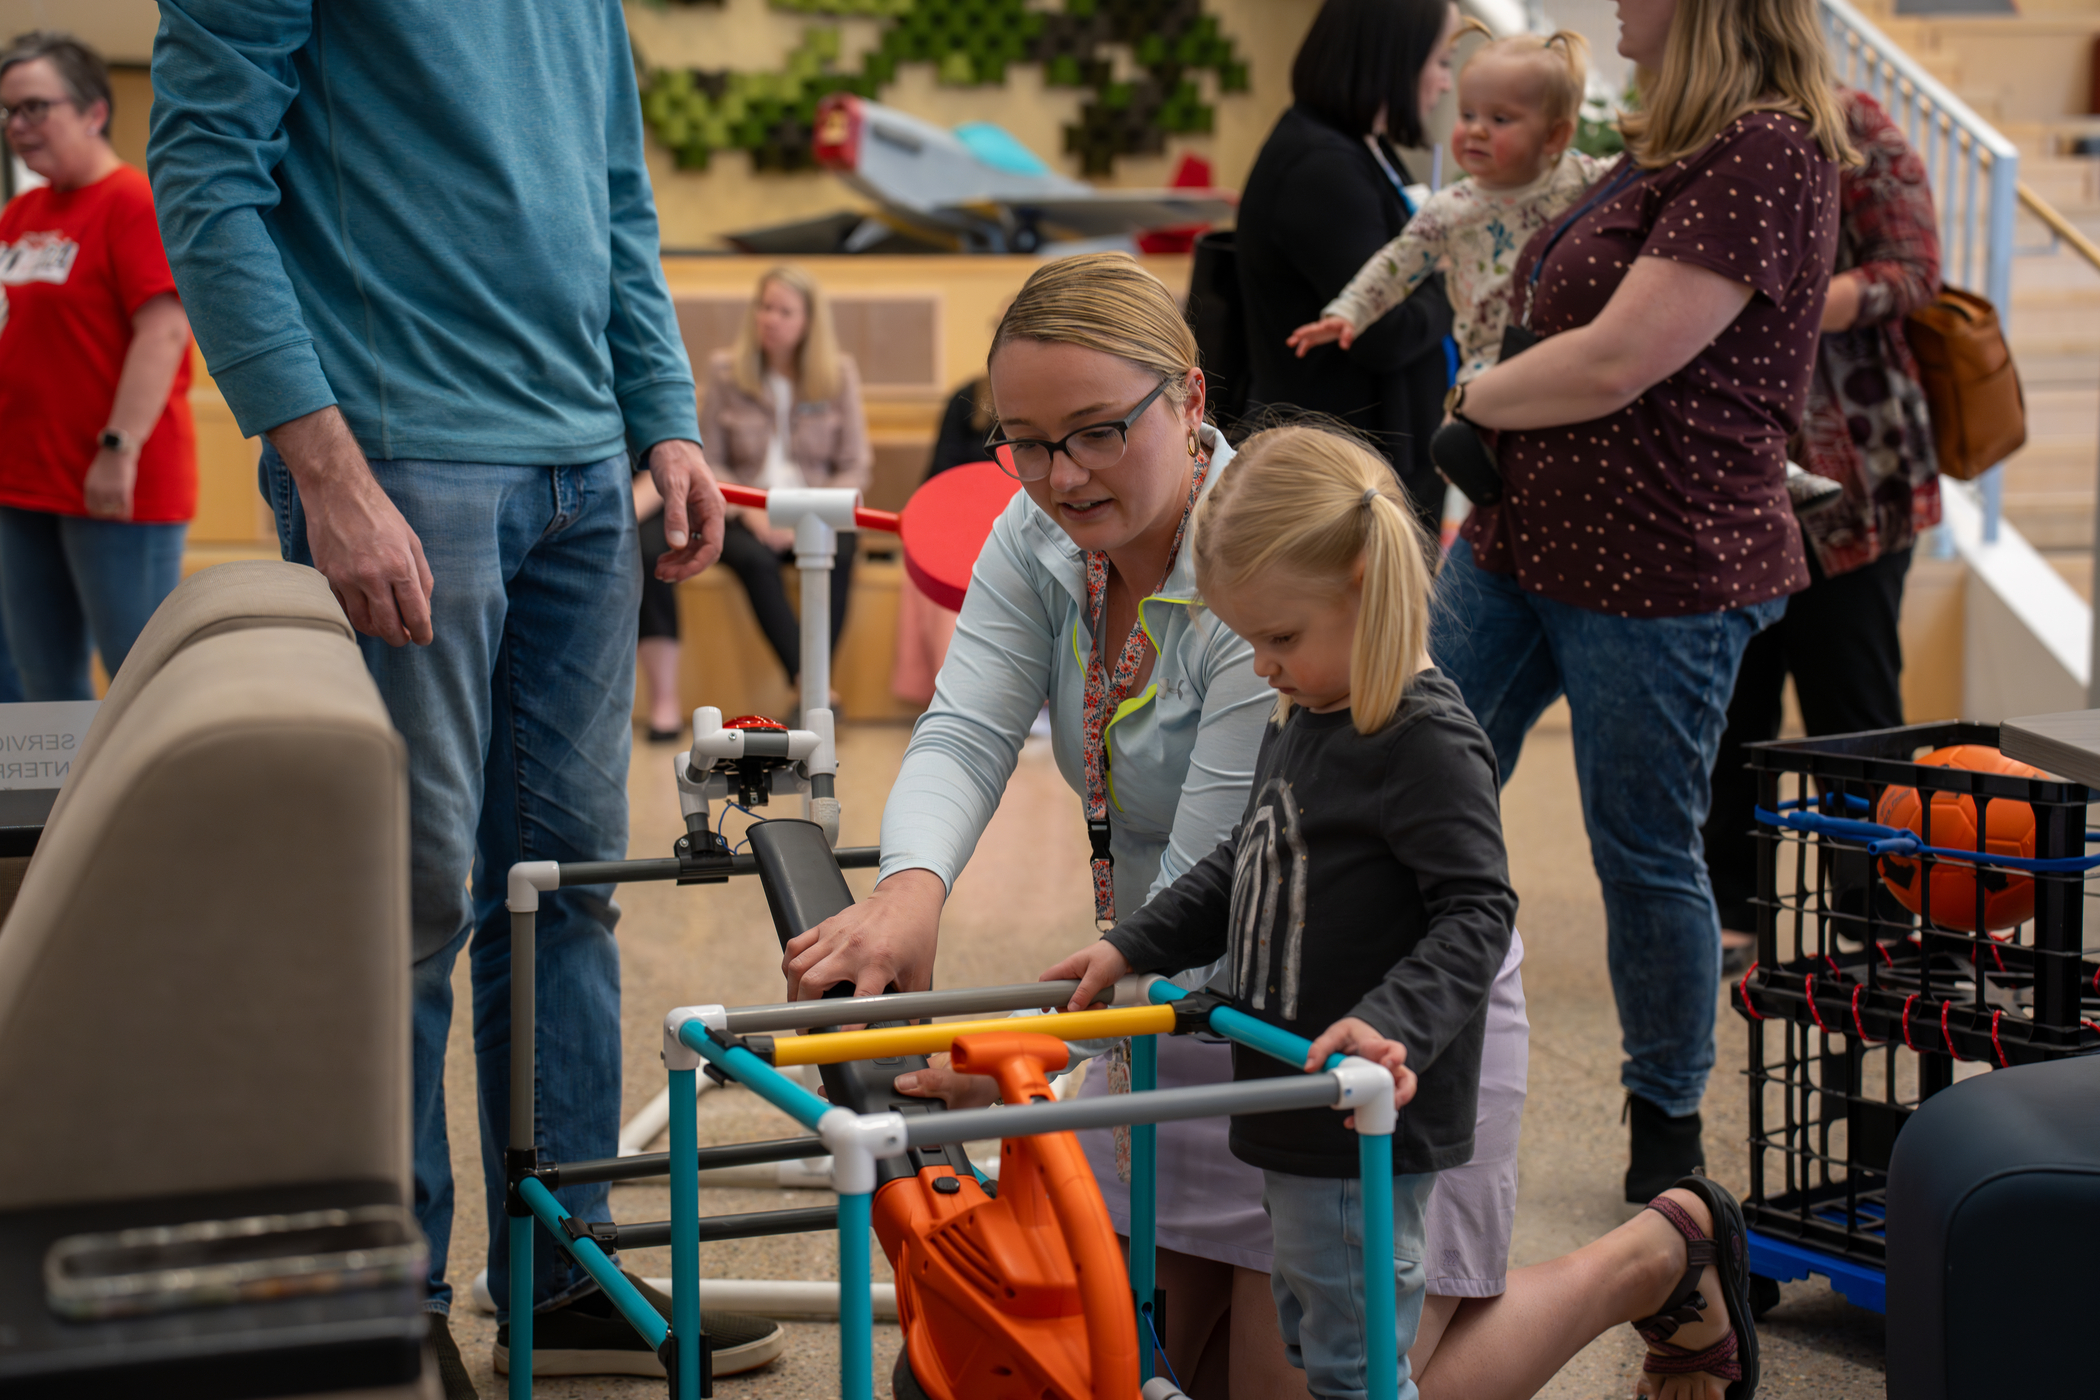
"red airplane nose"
813,93,863,171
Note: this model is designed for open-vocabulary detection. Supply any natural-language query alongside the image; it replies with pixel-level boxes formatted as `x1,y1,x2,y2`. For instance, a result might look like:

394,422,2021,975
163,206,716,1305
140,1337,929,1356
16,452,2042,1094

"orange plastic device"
874,1032,1139,1400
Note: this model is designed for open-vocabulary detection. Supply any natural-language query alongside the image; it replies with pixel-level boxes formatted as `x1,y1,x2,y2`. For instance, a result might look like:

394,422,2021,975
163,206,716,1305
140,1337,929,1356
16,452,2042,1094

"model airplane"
723,94,1234,256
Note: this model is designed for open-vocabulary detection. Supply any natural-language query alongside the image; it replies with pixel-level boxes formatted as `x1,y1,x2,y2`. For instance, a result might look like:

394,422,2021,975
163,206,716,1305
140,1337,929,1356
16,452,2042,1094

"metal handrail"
2018,181,2100,276
1820,0,2021,541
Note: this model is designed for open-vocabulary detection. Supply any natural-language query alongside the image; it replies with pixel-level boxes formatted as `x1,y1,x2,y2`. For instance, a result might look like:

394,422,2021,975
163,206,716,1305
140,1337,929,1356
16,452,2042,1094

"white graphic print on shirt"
0,231,80,287
1228,777,1308,1020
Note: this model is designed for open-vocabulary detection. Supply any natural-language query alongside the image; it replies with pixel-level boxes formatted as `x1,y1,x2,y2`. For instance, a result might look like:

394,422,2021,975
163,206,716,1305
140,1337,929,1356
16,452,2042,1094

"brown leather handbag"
1903,286,2027,480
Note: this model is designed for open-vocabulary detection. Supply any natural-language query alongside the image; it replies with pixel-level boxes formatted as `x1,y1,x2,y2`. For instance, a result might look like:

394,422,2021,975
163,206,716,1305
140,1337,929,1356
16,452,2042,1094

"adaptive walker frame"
498,484,1406,1399
504,857,1403,1400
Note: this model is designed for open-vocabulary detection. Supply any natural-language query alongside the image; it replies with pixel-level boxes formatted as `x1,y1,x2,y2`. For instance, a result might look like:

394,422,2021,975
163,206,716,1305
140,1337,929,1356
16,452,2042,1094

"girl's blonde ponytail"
1192,425,1434,735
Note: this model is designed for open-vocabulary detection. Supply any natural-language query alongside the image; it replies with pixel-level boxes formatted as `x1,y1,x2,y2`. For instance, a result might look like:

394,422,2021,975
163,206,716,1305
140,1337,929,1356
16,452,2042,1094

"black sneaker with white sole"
492,1272,785,1378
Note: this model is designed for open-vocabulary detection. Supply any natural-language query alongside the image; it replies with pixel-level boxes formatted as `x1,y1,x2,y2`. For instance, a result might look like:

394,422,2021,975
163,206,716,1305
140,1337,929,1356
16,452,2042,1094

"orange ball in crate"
1874,745,2047,932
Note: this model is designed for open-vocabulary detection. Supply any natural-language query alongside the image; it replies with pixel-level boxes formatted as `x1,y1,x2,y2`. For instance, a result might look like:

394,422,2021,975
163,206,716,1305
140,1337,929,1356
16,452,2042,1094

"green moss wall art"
635,0,1251,177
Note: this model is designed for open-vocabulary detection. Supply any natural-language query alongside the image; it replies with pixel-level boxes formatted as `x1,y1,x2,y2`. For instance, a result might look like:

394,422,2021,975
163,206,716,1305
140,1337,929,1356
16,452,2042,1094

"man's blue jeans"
1261,1169,1437,1400
262,446,637,1319
1431,540,1784,1116
0,507,186,700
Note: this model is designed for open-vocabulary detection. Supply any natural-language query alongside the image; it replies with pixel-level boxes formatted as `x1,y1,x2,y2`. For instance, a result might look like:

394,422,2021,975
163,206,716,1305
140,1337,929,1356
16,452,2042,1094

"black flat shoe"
1625,1094,1705,1204
645,726,683,744
430,1311,479,1399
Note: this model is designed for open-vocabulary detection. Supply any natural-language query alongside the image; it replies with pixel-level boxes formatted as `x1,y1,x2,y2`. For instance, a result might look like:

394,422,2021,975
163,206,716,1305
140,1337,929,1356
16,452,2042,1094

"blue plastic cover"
953,122,1052,176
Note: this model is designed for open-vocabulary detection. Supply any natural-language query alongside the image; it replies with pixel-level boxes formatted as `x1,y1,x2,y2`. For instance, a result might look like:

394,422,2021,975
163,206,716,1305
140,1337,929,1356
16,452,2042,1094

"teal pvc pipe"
678,1019,831,1129
838,1190,874,1400
1130,1032,1158,1383
508,1213,533,1400
668,1066,702,1400
1145,978,1342,1073
1359,1132,1398,1400
518,1177,668,1349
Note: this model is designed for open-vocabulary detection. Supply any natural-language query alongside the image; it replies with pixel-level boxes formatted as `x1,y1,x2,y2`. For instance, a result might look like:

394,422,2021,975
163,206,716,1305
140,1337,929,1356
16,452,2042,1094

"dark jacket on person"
1235,104,1454,497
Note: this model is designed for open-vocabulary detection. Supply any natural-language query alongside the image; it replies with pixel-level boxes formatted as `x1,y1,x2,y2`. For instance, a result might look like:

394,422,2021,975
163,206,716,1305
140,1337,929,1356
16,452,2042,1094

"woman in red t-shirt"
0,33,195,700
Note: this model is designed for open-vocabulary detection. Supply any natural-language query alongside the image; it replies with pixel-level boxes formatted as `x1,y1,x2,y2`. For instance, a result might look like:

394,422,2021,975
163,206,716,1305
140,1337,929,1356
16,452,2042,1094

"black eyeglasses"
984,379,1172,483
0,97,71,128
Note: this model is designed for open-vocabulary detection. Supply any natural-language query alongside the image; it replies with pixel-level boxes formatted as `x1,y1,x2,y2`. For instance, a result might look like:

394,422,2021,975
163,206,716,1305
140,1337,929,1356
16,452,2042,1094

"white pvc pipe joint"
1330,1056,1398,1137
817,1107,908,1196
506,860,559,913
663,1005,727,1073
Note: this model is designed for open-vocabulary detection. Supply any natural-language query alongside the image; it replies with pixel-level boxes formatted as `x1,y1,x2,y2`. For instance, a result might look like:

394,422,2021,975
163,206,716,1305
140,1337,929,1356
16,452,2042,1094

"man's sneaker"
492,1272,784,1378
430,1311,479,1400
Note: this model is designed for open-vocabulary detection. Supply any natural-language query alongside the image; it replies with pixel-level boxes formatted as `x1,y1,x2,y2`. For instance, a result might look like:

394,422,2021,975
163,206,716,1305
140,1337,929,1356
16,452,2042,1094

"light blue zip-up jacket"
146,0,697,462
880,429,1272,931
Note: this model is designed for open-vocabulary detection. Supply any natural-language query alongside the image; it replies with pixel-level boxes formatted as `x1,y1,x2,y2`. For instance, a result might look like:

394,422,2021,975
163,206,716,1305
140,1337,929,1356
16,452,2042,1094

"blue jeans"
1431,540,1784,1116
1261,1169,1437,1400
0,507,186,700
262,446,638,1319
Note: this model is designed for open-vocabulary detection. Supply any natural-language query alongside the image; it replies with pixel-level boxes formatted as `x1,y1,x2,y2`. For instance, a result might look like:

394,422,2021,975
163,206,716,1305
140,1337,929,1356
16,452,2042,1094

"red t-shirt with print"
0,164,195,523
1463,113,1838,617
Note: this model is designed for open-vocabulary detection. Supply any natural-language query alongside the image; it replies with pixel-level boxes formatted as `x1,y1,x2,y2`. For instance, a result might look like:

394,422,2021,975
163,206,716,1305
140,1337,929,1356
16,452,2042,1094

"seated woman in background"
701,265,870,690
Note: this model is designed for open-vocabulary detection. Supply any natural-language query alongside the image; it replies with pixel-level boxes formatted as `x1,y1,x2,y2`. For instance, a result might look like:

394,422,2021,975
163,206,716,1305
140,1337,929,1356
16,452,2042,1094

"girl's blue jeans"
1262,1169,1438,1400
1432,539,1783,1116
0,507,186,700
263,445,638,1319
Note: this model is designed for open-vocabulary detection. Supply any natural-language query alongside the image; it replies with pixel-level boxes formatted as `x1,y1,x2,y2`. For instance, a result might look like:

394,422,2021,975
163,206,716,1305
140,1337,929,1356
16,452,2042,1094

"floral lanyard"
1079,451,1209,930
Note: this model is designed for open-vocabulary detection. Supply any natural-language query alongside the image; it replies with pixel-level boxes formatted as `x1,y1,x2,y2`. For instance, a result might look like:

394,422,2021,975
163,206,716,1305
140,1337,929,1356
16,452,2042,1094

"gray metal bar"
721,981,1086,1033
510,910,535,1152
610,1205,841,1251
556,847,879,888
903,1073,1344,1148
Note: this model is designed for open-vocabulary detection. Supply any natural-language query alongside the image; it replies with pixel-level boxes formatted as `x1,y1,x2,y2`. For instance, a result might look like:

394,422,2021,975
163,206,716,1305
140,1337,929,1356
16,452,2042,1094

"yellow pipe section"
767,1004,1178,1066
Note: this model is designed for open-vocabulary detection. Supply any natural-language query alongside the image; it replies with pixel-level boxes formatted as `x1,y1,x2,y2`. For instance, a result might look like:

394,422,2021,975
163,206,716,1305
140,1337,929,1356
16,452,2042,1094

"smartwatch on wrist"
97,427,135,455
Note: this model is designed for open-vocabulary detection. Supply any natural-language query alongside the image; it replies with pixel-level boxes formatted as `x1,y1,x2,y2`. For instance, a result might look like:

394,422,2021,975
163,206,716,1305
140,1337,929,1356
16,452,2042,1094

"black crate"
1728,721,2100,1268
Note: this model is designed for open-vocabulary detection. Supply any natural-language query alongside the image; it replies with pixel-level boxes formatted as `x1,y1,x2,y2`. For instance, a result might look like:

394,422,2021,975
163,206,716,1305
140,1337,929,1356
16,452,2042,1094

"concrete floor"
436,704,1886,1398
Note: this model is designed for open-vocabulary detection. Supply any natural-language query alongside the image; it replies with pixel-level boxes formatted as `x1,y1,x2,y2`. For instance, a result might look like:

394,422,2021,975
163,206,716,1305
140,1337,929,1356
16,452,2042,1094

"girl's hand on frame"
893,1051,1001,1111
1040,940,1133,1014
1286,315,1357,357
782,868,946,1001
1305,1016,1419,1126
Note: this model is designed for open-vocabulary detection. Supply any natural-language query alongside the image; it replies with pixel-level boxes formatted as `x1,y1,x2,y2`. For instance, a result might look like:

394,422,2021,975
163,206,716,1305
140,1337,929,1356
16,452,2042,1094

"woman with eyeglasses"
0,32,195,698
783,252,1531,1399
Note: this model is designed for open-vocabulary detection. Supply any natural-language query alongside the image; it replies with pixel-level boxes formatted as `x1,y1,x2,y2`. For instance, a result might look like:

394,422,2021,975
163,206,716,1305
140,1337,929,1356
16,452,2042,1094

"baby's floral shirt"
1325,148,1611,381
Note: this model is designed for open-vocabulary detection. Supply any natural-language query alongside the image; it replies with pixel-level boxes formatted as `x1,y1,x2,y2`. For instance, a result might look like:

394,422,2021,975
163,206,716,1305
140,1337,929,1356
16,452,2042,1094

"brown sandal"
1630,1174,1759,1397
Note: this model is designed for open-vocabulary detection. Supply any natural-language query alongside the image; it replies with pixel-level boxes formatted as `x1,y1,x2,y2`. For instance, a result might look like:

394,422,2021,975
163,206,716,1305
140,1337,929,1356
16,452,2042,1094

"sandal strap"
1641,1330,1743,1381
1629,1195,1716,1343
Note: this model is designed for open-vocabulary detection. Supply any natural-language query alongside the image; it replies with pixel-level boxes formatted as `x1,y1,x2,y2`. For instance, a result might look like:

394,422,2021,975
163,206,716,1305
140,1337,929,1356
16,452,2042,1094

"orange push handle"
718,482,901,534
950,1033,1139,1400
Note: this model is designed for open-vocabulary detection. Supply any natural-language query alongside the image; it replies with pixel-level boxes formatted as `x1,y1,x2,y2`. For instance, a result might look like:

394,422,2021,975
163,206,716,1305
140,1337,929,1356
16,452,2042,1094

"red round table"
899,461,1022,613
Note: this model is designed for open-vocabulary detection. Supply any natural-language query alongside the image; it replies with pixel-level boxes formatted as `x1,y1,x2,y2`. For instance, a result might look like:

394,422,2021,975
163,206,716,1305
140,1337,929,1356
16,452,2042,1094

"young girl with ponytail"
1046,424,1519,1400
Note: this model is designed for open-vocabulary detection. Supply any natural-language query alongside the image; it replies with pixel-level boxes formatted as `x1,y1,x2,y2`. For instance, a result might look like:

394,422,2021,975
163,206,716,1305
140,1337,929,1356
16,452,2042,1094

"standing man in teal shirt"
147,3,777,1393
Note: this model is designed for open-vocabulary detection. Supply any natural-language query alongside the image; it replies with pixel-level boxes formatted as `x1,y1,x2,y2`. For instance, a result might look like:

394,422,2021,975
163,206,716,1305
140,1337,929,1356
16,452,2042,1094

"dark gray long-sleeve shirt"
1106,670,1516,1177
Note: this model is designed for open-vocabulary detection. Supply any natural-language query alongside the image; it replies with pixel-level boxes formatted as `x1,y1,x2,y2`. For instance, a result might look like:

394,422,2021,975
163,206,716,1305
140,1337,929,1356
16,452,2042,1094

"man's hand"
1040,940,1133,1015
267,406,434,646
82,447,137,520
1304,1016,1418,1127
645,438,726,582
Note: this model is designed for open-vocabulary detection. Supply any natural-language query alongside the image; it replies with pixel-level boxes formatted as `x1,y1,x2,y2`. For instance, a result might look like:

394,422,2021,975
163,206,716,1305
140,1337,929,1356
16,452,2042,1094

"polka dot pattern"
1462,114,1839,618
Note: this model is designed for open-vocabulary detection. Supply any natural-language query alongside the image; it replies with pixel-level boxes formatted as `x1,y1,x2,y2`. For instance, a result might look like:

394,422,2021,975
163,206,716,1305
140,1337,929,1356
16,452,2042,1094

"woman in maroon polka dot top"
1426,0,1854,1393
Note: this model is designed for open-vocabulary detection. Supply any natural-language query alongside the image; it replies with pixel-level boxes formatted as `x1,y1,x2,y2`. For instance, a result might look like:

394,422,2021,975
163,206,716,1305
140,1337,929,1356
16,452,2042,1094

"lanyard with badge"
1505,158,1642,357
